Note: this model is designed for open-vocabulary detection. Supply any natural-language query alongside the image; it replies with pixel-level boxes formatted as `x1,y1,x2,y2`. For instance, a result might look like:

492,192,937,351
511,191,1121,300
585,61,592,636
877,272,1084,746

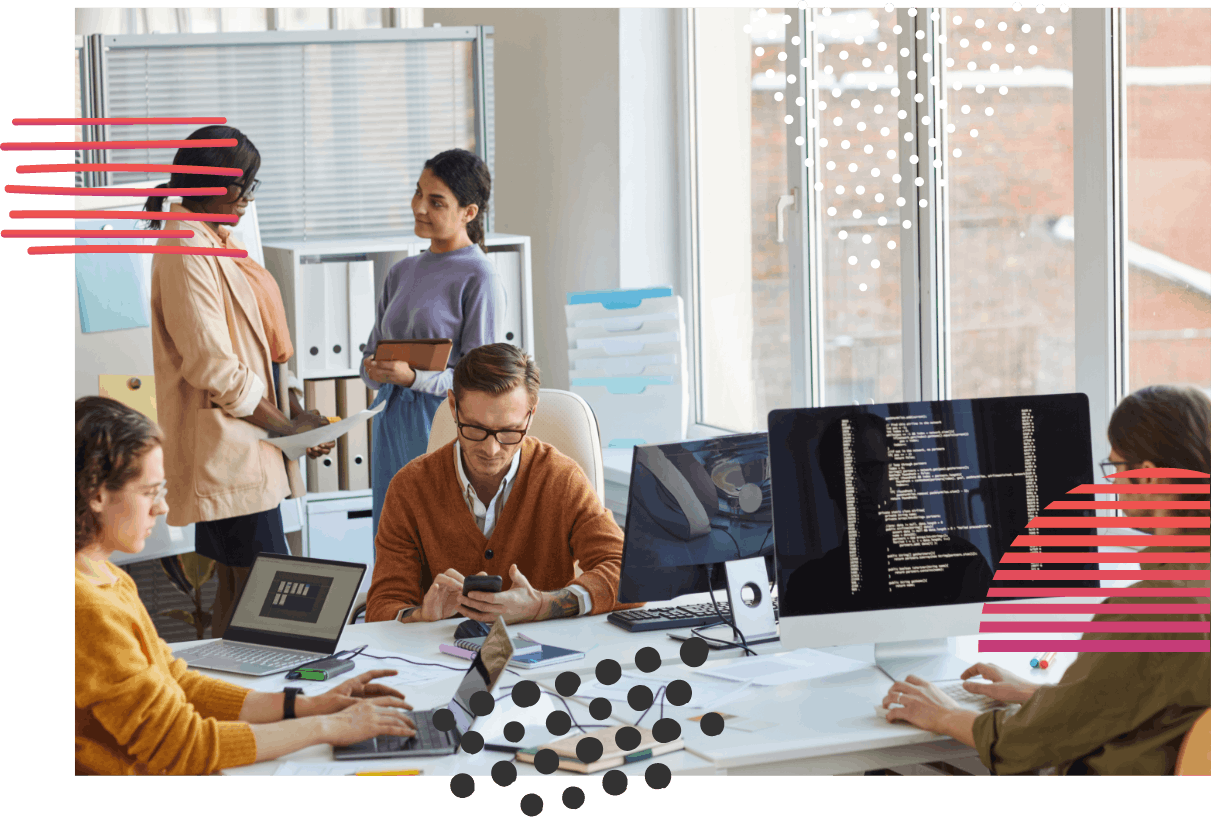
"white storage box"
305,495,375,594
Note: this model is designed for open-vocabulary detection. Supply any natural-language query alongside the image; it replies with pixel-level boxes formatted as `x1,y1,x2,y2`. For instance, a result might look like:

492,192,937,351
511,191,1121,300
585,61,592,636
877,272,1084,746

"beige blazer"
150,204,304,526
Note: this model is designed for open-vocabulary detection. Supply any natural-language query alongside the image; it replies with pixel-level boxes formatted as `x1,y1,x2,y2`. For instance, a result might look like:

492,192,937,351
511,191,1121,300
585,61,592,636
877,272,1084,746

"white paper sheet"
268,404,385,460
695,649,871,686
273,761,348,776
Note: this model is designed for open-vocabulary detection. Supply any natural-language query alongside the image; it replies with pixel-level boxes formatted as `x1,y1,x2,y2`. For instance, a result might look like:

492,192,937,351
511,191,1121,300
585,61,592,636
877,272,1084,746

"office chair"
1175,709,1211,775
426,388,606,503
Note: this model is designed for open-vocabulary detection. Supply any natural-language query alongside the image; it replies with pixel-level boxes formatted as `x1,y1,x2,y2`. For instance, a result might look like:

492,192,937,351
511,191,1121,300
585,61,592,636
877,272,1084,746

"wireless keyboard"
607,600,779,633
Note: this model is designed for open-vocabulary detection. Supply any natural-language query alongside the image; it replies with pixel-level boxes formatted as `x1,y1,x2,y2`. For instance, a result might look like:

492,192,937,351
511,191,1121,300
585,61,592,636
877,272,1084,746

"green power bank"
296,657,356,681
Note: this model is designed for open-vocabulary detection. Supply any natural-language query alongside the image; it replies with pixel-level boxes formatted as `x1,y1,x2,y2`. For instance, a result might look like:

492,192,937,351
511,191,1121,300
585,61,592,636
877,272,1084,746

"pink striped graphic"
10,210,237,223
987,587,1208,598
998,552,1208,564
0,139,237,151
982,603,1210,614
6,185,226,197
994,570,1208,580
1026,516,1208,528
11,117,226,126
1046,500,1209,510
979,640,1209,653
1105,468,1207,479
1008,534,1206,547
979,621,1209,634
1066,484,1208,494
29,245,246,258
16,163,243,176
3,230,193,239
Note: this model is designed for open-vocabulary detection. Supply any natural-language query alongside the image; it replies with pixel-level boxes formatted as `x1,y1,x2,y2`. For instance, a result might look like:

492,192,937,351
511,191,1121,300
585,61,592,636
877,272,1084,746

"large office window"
689,6,1204,436
1123,8,1211,391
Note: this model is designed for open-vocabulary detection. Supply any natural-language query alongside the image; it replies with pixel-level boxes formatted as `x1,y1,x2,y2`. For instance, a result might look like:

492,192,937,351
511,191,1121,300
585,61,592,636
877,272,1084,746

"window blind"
99,34,491,241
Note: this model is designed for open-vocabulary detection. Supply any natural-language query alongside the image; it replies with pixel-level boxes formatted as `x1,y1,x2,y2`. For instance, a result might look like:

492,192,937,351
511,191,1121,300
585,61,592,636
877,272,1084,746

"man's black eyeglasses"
455,406,532,445
1099,460,1133,479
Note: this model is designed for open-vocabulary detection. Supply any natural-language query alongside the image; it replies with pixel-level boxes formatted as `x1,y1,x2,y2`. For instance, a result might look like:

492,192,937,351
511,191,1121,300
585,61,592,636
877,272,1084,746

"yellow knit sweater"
75,562,257,775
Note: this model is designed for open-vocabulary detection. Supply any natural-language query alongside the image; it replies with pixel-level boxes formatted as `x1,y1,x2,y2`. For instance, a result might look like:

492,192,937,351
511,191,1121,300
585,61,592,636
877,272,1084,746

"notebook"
505,642,584,670
439,635,542,660
373,338,453,371
516,725,683,773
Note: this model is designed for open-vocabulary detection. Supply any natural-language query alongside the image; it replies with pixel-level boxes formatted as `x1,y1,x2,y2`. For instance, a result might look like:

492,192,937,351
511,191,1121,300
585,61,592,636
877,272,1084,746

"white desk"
169,597,1073,776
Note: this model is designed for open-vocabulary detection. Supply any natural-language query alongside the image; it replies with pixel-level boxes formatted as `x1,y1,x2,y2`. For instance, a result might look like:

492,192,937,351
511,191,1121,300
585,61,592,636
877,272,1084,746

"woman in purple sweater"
361,149,504,535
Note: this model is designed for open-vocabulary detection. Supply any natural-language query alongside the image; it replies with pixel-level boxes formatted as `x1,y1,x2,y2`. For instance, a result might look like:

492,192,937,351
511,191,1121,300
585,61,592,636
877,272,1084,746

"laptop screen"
225,555,364,651
447,618,515,735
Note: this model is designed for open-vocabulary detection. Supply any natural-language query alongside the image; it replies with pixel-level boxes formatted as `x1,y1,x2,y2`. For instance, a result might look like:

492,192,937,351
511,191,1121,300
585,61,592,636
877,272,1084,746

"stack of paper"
565,287,689,448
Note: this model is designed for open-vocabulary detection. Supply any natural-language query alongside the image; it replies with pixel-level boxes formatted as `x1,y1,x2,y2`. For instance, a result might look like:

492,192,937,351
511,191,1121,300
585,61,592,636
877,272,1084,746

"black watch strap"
283,686,302,720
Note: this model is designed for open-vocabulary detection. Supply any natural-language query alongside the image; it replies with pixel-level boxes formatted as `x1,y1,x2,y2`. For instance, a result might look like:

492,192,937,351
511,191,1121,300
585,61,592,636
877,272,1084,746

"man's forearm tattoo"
540,588,580,621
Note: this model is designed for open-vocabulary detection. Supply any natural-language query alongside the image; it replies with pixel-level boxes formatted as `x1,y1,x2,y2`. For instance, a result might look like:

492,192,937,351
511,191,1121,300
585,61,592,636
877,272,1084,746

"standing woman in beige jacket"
145,125,333,636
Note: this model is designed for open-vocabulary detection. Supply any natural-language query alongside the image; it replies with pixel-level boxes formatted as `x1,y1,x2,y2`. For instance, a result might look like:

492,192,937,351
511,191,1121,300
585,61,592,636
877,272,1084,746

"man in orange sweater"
366,343,631,624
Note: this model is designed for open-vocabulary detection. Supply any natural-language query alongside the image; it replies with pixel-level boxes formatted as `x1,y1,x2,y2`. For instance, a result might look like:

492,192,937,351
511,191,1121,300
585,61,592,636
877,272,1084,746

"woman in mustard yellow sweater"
75,396,416,775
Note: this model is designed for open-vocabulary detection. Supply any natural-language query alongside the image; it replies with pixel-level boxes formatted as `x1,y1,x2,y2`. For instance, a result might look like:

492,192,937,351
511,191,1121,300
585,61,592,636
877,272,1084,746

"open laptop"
333,616,515,760
172,553,365,676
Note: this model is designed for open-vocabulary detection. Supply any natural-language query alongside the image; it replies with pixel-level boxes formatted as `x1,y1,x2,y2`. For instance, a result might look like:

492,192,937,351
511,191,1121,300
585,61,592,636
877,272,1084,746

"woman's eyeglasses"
232,178,260,198
455,407,532,445
1099,460,1133,479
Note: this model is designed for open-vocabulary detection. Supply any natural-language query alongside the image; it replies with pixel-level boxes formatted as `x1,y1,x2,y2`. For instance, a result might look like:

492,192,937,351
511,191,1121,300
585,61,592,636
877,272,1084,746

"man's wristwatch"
283,686,302,720
396,606,418,623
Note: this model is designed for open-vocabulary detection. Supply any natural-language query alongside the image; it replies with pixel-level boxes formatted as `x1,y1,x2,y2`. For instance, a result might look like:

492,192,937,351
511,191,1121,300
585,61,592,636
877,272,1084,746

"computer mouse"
454,618,492,641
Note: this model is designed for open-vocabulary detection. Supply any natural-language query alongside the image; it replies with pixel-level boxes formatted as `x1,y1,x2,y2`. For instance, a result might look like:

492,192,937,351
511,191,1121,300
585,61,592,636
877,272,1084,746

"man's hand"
303,669,412,717
406,568,466,623
458,564,544,624
364,356,416,388
960,662,1041,705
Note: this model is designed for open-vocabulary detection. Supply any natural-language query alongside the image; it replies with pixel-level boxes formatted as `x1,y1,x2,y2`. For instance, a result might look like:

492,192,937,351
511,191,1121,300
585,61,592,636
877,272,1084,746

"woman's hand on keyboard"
319,701,416,747
880,675,963,734
308,669,413,717
959,662,1041,705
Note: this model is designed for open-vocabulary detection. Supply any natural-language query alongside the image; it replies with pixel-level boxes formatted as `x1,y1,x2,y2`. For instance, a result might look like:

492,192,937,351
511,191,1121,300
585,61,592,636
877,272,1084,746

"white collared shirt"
453,441,591,615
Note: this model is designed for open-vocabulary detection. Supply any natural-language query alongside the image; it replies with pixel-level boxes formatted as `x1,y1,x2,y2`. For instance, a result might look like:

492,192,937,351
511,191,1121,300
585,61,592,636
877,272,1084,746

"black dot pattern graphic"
520,794,543,817
432,708,455,732
614,726,641,751
576,737,604,764
545,710,571,736
469,690,495,717
459,730,484,754
492,760,517,787
504,721,526,743
602,769,628,796
699,712,725,736
627,684,653,711
450,773,475,797
533,748,559,775
555,671,581,696
562,787,585,810
635,646,661,673
595,658,622,685
665,679,692,706
511,680,541,707
589,697,612,720
679,637,709,667
645,763,672,789
652,718,681,744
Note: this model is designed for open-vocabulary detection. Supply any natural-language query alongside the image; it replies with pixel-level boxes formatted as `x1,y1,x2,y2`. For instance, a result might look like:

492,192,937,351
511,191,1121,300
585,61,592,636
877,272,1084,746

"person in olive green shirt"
880,385,1210,775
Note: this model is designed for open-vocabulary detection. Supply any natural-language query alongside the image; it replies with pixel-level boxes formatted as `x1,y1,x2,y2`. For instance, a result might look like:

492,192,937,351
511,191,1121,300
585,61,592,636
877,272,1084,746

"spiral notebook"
439,635,542,660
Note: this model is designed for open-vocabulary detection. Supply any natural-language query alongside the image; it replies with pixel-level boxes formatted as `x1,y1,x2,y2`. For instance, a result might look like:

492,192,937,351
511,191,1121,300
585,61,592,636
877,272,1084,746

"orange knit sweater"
367,437,635,621
75,563,257,775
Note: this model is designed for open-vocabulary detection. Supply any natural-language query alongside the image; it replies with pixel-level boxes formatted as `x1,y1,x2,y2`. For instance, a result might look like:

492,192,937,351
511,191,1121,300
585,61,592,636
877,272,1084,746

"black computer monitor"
617,433,776,604
768,393,1096,677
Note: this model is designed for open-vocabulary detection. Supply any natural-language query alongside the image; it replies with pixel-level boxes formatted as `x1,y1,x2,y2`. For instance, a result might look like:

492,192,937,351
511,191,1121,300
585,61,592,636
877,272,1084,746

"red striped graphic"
1009,535,1206,547
10,210,237,223
11,117,226,126
979,621,1209,633
1105,468,1207,479
998,552,1208,564
28,245,246,258
2,230,193,239
987,587,1208,597
994,570,1207,580
982,603,1210,614
6,185,226,197
1046,500,1209,510
980,640,1209,653
0,139,237,151
1067,484,1208,494
1026,516,1207,528
16,164,243,176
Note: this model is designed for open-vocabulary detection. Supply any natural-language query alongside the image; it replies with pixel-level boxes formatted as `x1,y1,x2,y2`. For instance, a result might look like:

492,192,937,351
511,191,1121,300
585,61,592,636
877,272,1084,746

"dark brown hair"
452,343,541,408
142,125,261,230
76,396,163,552
423,148,491,251
1108,385,1211,476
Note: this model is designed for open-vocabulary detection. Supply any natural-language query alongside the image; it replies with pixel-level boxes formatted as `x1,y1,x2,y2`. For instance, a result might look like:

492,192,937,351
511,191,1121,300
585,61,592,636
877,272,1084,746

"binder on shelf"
347,261,376,366
304,379,339,494
336,377,370,491
322,262,350,373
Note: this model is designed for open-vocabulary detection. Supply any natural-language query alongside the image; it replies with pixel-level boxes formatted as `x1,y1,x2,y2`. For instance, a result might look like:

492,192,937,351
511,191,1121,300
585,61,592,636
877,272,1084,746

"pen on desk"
1039,651,1058,669
1029,653,1043,668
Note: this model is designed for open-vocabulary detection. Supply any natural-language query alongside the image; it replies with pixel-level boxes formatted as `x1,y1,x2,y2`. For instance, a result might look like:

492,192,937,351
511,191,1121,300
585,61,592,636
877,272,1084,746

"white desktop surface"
169,595,1076,776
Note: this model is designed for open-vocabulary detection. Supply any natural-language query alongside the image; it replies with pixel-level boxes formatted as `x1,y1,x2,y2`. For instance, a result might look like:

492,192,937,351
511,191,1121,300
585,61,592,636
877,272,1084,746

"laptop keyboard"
186,642,315,669
373,709,455,753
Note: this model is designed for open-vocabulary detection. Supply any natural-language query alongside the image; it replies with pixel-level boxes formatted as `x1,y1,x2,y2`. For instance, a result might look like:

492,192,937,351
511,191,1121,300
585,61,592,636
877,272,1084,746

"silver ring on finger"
897,692,902,703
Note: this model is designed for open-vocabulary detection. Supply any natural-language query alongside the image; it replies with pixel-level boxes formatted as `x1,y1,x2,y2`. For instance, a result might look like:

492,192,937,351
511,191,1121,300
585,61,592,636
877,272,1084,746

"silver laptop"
172,553,365,676
333,616,516,760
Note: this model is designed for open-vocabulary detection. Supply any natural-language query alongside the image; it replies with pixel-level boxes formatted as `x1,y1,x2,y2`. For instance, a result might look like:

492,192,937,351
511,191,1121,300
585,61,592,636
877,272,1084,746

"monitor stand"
873,638,971,682
722,557,779,646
